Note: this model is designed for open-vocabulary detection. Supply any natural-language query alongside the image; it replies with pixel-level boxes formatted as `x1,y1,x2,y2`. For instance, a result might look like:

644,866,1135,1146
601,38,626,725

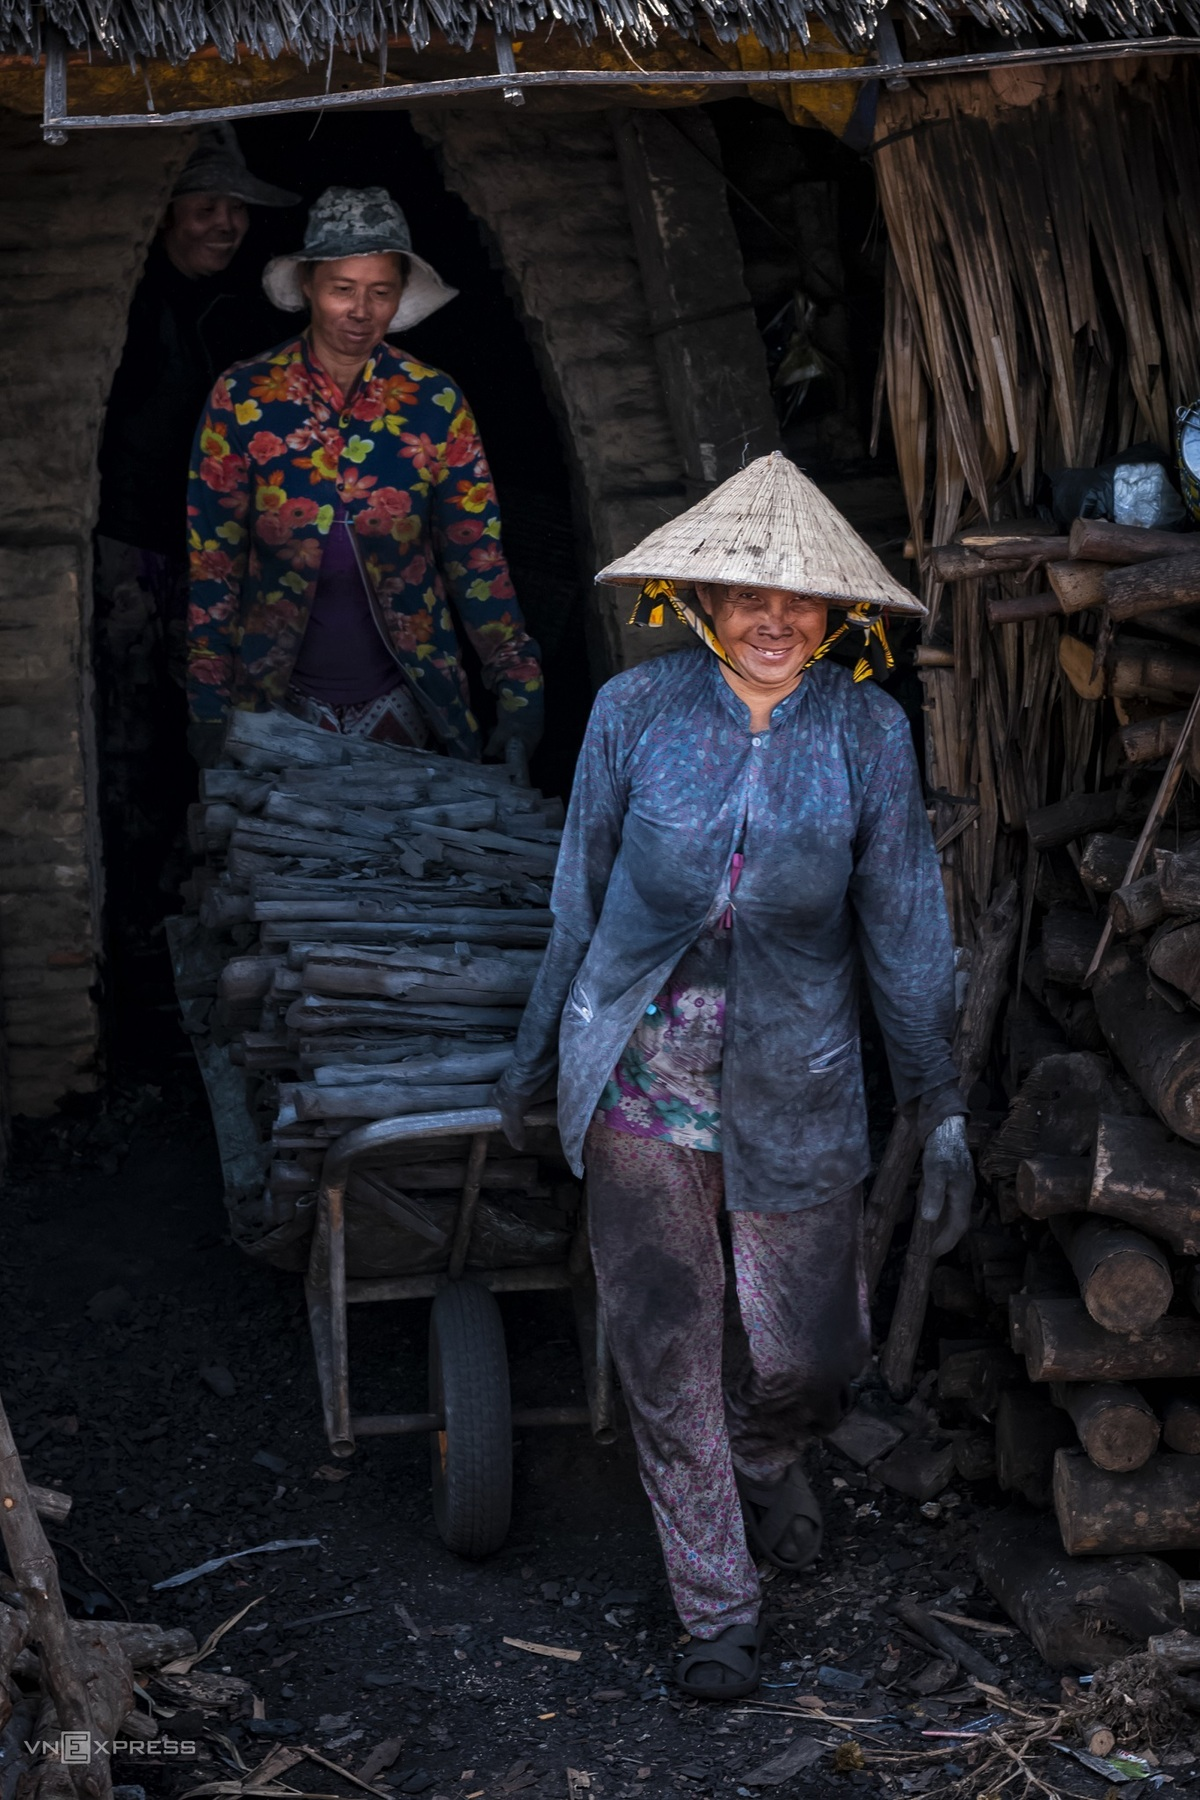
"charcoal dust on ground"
3,1072,1198,1800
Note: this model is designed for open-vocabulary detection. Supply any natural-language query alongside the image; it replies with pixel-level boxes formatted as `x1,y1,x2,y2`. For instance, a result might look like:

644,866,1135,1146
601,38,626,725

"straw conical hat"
596,451,925,616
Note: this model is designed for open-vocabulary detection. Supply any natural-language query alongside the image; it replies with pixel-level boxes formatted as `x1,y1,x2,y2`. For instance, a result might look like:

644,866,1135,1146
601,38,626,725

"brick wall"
0,111,187,1115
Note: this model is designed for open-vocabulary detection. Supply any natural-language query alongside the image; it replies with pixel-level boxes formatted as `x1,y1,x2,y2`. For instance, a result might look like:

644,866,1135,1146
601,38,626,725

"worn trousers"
584,1121,869,1637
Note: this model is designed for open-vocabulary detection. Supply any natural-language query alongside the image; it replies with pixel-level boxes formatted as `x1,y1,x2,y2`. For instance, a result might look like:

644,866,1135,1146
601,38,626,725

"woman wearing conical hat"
495,454,972,1699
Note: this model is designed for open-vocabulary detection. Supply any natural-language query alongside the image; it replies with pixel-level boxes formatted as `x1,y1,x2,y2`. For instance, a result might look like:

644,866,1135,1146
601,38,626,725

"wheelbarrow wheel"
429,1282,512,1558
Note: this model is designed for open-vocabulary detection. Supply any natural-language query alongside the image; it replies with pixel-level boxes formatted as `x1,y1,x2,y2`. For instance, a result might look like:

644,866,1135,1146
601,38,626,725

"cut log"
1059,633,1107,702
1042,910,1104,986
1050,1382,1160,1472
986,592,1064,626
1110,638,1200,702
1148,920,1200,1005
1051,1215,1174,1333
1080,833,1140,895
975,1513,1182,1667
980,1051,1127,1185
1016,1155,1092,1219
1090,1112,1200,1250
1119,710,1188,766
1105,552,1200,621
1109,873,1165,937
1048,560,1109,612
1159,848,1200,914
1026,790,1121,851
930,538,1069,581
1023,1296,1200,1382
1162,1396,1200,1455
995,1387,1076,1507
1147,1627,1200,1669
1068,518,1192,563
1054,1447,1200,1553
28,1486,72,1527
1092,949,1200,1141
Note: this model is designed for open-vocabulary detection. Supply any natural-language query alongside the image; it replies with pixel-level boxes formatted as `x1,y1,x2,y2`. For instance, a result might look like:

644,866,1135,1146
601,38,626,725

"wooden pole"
1085,681,1200,984
880,881,1020,1395
1068,518,1194,563
0,1392,110,1800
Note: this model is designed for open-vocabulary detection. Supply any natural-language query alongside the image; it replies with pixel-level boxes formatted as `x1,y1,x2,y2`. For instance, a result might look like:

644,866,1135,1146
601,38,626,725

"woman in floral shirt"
186,186,543,764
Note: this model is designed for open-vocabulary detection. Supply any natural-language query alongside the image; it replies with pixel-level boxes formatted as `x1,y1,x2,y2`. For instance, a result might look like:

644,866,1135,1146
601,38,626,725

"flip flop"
675,1619,765,1700
736,1460,824,1573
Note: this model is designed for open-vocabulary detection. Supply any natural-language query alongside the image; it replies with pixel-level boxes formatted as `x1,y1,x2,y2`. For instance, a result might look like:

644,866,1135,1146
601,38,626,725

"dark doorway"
92,108,592,1067
236,107,593,797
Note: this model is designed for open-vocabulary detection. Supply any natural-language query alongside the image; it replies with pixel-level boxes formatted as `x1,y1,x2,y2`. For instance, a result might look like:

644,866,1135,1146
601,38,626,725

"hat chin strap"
628,582,894,684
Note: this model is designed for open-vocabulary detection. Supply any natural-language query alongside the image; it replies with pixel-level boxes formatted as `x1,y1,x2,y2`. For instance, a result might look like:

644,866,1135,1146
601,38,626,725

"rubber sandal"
736,1460,824,1573
675,1620,765,1700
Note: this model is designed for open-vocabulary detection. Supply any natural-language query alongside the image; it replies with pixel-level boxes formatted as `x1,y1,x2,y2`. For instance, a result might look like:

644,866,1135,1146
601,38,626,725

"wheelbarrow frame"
303,1102,615,1460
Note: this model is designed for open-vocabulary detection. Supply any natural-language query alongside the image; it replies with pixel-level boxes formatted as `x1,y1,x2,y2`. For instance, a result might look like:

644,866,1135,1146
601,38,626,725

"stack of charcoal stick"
931,511,1200,1564
169,708,572,1272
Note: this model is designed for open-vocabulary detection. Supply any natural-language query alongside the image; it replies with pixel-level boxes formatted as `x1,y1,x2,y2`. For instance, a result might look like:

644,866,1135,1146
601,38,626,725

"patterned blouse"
186,335,543,760
598,854,742,1151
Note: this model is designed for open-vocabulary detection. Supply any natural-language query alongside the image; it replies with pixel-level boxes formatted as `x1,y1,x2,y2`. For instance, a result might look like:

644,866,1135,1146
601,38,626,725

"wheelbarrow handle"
318,1102,557,1190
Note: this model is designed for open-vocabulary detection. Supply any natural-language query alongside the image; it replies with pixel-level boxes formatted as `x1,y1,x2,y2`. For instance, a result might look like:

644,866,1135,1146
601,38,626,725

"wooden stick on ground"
879,881,1020,1396
1085,680,1200,986
0,1390,111,1800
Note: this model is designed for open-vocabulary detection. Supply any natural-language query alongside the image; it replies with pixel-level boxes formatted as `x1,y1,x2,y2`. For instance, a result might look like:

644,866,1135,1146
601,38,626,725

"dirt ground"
2,1068,1195,1800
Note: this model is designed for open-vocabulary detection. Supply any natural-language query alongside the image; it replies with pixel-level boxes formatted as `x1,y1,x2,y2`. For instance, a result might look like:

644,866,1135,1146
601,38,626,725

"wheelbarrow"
304,1102,616,1558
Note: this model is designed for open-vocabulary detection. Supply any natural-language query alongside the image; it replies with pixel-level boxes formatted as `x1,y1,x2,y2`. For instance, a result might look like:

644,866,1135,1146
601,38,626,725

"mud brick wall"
0,111,187,1116
417,107,775,675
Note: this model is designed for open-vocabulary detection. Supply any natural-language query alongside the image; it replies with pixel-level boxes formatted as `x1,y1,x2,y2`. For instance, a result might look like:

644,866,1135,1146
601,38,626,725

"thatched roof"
8,0,1199,82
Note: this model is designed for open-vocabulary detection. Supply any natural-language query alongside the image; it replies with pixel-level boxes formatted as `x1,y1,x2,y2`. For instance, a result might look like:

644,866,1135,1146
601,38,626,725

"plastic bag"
1112,460,1186,529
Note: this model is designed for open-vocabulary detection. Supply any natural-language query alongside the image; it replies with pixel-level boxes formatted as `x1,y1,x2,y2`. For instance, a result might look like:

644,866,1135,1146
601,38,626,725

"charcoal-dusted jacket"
505,649,963,1210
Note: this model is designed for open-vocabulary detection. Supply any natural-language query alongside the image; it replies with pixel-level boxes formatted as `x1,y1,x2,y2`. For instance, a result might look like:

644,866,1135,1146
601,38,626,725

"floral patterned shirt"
186,335,543,759
597,931,728,1151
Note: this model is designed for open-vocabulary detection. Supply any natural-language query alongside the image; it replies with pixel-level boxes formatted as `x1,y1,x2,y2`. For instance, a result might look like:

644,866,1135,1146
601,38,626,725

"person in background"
94,128,297,996
98,127,298,614
494,453,973,1700
186,185,544,768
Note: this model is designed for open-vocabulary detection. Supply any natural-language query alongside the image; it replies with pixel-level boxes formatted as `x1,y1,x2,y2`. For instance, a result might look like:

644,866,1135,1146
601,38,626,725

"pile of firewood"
169,709,571,1271
922,510,1200,1562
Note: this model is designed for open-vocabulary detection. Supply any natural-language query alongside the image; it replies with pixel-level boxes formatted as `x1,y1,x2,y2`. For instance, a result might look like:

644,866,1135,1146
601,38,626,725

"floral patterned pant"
584,1121,869,1638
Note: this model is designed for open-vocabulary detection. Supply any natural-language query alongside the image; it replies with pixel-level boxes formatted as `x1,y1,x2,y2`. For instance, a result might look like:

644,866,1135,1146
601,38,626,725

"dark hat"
172,125,299,209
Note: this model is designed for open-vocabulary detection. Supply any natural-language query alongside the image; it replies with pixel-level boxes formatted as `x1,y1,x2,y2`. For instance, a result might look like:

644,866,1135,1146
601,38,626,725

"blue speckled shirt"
505,648,963,1211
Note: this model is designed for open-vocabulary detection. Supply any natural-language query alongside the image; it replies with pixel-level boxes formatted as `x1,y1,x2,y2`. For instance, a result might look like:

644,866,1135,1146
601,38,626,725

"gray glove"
484,714,543,762
917,1113,975,1258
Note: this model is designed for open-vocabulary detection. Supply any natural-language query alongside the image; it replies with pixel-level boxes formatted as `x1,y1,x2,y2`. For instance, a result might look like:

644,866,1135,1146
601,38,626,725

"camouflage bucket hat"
262,185,457,331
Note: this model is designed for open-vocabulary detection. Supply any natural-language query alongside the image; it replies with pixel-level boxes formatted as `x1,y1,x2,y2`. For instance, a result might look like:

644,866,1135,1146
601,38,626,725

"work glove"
484,714,543,763
917,1113,975,1258
187,719,227,769
493,1071,537,1153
